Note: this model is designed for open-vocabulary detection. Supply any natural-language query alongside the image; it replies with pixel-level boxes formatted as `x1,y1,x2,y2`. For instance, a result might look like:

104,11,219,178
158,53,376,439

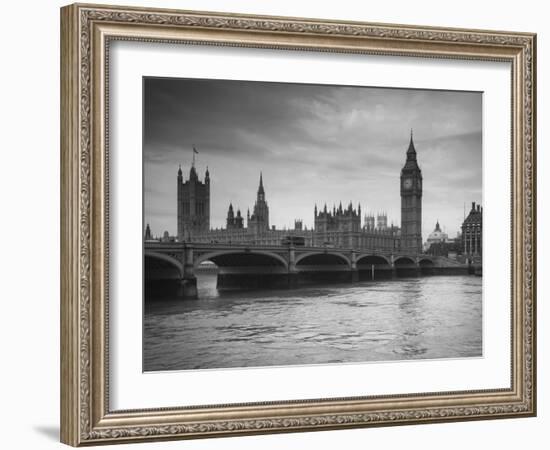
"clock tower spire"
400,130,423,254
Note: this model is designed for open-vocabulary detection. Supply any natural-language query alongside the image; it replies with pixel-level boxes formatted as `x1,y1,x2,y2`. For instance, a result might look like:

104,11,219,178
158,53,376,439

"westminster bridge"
144,241,468,299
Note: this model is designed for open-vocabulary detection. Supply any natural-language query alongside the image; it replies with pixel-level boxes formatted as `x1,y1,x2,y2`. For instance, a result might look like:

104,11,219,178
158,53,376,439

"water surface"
144,274,482,371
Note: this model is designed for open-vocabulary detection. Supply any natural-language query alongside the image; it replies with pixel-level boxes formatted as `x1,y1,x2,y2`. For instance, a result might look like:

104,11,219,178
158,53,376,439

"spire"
435,220,441,232
227,203,234,221
177,164,182,176
258,172,264,195
189,164,198,180
226,203,235,228
407,129,417,160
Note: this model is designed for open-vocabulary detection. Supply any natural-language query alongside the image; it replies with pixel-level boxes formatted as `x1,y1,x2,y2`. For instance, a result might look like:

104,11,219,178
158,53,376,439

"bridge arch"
295,251,351,268
195,250,288,269
195,250,289,291
394,256,416,266
294,251,351,284
394,256,417,277
356,254,392,280
357,254,392,266
419,257,435,275
144,251,183,279
418,257,434,264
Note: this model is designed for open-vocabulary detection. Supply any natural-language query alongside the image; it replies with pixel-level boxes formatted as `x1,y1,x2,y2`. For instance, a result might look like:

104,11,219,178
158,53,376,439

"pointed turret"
144,223,152,240
226,203,235,229
249,172,269,233
205,166,210,184
235,208,244,229
258,172,265,195
189,165,198,181
407,129,417,159
255,171,266,203
403,129,421,171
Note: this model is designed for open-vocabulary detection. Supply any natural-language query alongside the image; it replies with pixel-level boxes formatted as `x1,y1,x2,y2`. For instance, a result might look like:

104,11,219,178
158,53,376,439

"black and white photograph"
143,77,483,372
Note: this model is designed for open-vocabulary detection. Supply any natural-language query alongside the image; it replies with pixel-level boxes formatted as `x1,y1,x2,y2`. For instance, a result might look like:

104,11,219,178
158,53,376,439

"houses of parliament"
150,133,424,254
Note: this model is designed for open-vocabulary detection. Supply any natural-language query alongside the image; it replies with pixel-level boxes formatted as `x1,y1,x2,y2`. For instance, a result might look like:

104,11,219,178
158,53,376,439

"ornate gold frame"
60,3,536,446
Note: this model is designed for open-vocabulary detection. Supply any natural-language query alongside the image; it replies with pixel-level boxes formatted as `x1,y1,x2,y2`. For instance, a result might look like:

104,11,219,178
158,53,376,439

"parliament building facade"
163,133,424,253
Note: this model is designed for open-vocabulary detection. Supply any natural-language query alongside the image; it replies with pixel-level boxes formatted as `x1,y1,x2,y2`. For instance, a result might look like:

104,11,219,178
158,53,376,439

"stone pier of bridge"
181,245,198,299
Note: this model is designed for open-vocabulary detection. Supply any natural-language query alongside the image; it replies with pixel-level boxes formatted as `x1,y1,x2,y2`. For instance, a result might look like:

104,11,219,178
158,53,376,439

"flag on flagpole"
192,145,198,167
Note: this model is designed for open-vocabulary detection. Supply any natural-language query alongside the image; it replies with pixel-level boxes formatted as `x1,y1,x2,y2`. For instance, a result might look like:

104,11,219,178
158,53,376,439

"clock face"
402,178,413,190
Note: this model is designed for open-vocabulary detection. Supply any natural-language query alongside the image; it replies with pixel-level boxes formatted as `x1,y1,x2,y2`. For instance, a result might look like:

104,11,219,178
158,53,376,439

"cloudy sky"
144,77,482,241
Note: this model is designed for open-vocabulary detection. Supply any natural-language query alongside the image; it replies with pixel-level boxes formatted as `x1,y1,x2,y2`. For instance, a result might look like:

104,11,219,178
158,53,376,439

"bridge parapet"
145,241,428,262
144,241,470,299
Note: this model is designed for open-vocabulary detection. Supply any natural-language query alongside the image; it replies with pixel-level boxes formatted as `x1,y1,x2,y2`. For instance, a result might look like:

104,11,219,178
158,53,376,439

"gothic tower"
248,172,269,234
400,130,423,253
177,158,210,241
177,165,183,239
226,203,235,229
226,203,244,230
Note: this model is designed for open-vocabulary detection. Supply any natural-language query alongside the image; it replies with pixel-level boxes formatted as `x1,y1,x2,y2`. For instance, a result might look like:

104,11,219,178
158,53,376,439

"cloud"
144,78,482,240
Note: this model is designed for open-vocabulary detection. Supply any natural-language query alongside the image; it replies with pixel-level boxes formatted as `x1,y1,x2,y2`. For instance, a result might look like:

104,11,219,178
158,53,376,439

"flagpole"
192,145,198,167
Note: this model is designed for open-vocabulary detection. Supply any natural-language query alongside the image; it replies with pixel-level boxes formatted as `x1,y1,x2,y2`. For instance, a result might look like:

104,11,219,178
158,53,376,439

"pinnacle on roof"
258,172,265,195
407,129,417,160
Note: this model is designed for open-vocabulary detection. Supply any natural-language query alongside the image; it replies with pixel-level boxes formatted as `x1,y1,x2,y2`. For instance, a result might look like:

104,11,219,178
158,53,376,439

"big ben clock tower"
400,130,423,254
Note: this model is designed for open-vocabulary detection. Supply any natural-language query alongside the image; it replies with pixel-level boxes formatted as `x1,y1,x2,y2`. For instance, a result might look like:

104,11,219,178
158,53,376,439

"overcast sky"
144,77,482,241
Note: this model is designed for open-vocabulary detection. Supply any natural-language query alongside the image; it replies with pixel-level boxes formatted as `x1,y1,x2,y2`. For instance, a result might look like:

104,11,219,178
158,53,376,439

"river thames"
143,274,482,372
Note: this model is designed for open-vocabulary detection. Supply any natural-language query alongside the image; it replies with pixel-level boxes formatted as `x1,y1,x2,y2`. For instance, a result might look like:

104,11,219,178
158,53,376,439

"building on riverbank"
162,134,425,252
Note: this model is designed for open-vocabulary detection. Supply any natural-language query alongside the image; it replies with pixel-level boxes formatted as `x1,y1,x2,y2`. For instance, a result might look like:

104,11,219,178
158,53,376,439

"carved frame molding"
60,3,536,446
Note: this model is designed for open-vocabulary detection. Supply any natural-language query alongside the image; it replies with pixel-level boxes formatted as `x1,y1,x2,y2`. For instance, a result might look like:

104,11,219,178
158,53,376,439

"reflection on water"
143,274,482,371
